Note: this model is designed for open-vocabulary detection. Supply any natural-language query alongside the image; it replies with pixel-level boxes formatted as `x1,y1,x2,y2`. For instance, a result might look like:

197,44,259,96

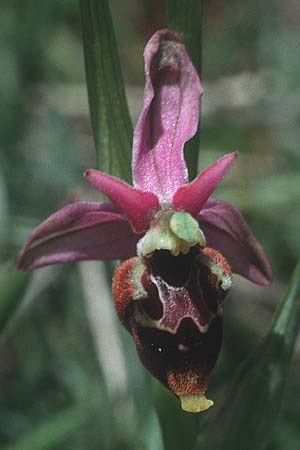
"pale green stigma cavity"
170,212,206,247
137,210,206,258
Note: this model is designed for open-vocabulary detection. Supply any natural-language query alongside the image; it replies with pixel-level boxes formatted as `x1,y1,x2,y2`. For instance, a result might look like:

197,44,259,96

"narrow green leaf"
155,383,199,450
80,0,132,182
195,258,300,450
0,266,31,333
137,407,165,450
2,405,90,450
167,0,203,180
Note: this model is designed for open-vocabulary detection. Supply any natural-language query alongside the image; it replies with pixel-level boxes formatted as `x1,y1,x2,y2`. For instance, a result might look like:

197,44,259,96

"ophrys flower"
17,29,272,413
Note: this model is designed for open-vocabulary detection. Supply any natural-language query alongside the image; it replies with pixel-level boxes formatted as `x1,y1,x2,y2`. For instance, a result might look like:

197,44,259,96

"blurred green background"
0,0,300,449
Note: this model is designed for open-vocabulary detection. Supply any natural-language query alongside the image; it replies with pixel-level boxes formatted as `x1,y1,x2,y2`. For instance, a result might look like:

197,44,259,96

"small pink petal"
198,199,273,286
85,170,159,233
172,152,238,217
132,29,203,201
17,202,140,271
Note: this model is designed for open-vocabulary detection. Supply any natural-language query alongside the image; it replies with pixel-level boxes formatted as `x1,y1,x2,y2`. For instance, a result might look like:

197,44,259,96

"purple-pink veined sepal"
198,199,273,285
132,29,203,202
16,202,139,271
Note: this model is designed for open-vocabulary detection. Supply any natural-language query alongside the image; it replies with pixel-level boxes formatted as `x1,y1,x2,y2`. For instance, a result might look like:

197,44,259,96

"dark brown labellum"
112,245,232,412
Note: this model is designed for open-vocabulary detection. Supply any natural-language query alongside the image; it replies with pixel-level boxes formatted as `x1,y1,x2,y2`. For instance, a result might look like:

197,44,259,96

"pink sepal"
199,199,273,286
17,202,139,271
85,169,159,233
132,29,203,201
172,152,238,217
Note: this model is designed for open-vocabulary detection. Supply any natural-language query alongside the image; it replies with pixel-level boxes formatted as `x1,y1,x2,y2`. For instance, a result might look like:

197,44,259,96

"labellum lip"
112,245,232,412
130,316,223,411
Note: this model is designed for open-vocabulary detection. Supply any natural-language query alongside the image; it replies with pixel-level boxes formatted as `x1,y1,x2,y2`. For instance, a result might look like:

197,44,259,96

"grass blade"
2,405,90,450
0,266,31,333
80,0,132,182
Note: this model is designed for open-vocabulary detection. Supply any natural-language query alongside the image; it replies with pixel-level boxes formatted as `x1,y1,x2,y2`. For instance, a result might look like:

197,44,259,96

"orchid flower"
17,29,272,413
